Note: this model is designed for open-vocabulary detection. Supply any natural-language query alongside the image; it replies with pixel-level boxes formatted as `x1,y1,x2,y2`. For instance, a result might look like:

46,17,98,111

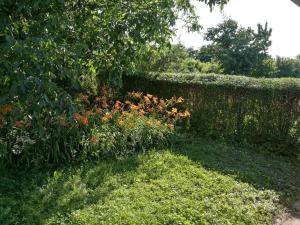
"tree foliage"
204,19,275,76
275,55,300,77
0,0,228,95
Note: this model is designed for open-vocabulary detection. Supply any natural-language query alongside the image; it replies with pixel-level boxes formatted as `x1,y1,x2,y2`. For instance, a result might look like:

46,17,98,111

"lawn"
1,139,299,225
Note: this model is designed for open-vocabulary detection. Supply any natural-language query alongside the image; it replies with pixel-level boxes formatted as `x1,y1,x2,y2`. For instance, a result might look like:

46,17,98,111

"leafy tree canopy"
203,19,275,77
0,0,229,95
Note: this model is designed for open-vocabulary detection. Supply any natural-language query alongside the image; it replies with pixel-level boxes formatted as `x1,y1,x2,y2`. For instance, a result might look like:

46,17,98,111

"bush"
0,85,189,166
123,72,300,156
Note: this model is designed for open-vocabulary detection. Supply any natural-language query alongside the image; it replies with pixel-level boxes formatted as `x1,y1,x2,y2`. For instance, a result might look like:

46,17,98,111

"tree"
204,19,275,76
275,55,300,77
0,0,229,96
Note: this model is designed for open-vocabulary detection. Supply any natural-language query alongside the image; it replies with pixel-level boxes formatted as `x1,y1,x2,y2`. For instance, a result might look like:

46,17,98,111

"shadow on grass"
0,156,140,225
173,138,300,206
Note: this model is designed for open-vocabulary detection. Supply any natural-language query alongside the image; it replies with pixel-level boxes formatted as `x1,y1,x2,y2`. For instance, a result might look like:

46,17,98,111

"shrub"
123,72,300,156
0,85,189,166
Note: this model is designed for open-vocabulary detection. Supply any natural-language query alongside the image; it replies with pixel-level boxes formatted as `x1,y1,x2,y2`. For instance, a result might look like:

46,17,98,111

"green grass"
1,139,299,225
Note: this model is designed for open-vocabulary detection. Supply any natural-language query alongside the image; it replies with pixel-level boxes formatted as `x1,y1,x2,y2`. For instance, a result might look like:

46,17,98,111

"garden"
1,1,300,225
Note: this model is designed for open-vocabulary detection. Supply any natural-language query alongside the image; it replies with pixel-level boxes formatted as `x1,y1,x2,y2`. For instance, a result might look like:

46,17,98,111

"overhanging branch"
291,0,300,7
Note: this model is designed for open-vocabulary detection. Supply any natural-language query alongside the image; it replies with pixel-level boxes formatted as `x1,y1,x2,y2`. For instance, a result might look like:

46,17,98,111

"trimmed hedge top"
134,72,300,93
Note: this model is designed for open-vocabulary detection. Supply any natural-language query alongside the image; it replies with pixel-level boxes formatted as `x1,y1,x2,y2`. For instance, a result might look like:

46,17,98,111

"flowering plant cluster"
0,90,190,166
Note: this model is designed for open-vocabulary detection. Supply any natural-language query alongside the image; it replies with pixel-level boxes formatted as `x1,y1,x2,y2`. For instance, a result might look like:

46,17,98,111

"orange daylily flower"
73,113,82,121
144,96,151,105
167,123,174,130
80,116,89,126
177,97,184,103
95,108,102,114
85,111,94,116
171,108,178,114
147,120,153,126
130,104,139,111
90,136,98,143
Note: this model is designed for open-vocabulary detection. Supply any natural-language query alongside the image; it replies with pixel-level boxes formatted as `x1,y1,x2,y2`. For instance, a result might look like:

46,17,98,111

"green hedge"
123,73,300,155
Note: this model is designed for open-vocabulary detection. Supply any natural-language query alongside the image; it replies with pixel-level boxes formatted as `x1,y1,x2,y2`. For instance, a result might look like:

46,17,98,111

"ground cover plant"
1,138,299,225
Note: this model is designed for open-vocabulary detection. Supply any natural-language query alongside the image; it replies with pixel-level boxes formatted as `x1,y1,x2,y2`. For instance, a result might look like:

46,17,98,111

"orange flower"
159,100,165,107
153,96,158,104
95,108,102,114
146,94,153,99
101,113,112,123
147,120,153,126
129,92,143,99
184,110,191,117
167,123,174,130
139,109,145,116
130,104,139,111
73,113,82,121
177,97,184,104
85,111,94,116
90,136,98,144
114,100,122,109
101,117,109,123
105,113,113,120
144,96,151,105
171,108,178,114
15,120,24,128
156,120,161,126
80,116,89,126
157,105,164,112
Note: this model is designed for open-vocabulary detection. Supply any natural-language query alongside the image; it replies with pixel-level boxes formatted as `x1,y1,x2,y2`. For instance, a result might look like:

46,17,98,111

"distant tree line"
148,19,300,78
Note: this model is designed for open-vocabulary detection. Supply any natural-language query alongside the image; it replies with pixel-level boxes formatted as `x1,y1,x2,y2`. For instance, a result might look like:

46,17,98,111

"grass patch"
1,139,299,225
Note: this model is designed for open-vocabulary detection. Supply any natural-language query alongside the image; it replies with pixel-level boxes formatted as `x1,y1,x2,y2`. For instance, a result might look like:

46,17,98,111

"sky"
174,0,300,58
